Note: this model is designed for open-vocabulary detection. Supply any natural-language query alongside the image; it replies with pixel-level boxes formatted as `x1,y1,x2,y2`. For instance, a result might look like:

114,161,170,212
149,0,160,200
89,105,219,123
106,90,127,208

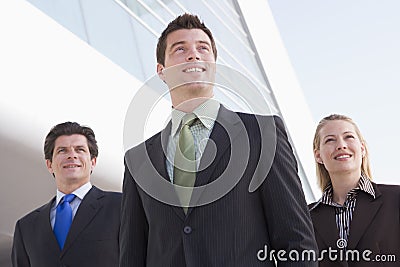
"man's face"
46,134,96,191
161,28,215,68
157,29,216,105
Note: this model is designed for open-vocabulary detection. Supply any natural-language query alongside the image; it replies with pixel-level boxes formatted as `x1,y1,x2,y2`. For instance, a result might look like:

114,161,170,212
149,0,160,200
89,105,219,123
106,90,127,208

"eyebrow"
323,131,355,139
169,41,185,51
321,135,334,142
55,145,87,150
169,40,211,52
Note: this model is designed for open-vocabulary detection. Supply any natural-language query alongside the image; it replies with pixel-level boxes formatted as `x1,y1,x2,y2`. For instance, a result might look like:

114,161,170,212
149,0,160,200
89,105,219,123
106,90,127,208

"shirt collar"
311,174,375,210
171,98,220,137
357,173,376,198
56,182,92,206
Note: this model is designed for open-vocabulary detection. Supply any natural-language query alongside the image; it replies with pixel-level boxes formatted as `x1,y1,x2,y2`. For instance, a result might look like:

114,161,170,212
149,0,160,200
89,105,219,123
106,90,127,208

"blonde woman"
309,114,399,266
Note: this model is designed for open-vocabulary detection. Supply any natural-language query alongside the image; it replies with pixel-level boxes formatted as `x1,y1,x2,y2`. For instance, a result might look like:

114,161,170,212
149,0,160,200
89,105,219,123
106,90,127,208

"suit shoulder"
102,192,122,211
235,112,284,129
234,111,279,120
103,190,122,201
375,183,400,195
88,188,121,218
128,131,161,150
125,131,161,156
92,187,122,199
376,183,400,189
16,201,51,224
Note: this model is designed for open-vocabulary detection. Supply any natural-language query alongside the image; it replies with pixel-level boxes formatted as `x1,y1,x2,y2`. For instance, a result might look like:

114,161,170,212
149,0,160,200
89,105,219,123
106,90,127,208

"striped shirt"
166,99,220,183
313,174,375,243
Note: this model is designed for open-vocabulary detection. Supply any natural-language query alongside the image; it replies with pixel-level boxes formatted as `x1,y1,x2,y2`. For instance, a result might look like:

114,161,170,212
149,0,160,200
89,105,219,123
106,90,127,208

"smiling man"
12,122,121,267
120,14,317,266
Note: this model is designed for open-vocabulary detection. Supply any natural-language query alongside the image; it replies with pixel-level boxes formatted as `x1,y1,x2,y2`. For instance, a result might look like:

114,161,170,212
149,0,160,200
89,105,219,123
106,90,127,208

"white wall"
0,2,140,262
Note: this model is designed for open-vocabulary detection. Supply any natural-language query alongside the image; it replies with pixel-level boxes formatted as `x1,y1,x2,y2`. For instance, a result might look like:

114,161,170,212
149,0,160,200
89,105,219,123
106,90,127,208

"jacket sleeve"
11,220,30,267
259,116,318,266
119,157,148,267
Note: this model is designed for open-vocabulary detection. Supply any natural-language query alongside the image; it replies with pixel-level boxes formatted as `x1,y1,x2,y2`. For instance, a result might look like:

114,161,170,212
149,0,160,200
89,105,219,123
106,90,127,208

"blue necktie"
54,194,76,249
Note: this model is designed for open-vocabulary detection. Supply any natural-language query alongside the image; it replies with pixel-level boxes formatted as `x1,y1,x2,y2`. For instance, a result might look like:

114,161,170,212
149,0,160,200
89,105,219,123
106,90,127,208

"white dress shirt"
50,182,92,229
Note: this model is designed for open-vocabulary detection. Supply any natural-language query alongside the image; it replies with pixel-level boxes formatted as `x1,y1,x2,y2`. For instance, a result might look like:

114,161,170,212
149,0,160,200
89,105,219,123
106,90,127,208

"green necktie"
174,113,197,213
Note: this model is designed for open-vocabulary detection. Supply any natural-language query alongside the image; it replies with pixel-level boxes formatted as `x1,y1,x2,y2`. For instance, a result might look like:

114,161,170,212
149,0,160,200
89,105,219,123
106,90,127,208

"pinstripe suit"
120,105,317,266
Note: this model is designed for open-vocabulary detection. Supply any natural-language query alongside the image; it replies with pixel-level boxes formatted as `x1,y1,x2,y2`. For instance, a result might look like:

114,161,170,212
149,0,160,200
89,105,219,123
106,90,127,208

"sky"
268,0,400,185
2,0,398,187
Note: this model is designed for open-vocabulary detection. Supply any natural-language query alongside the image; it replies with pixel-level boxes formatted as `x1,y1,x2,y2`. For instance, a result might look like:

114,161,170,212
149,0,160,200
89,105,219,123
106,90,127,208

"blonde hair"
313,114,372,191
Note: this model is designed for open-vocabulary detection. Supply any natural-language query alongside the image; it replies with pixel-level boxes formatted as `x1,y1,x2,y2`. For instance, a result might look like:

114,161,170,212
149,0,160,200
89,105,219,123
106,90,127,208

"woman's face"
315,120,365,177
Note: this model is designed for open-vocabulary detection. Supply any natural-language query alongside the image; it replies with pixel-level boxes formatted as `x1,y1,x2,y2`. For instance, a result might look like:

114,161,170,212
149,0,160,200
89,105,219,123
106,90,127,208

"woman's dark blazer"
309,183,400,266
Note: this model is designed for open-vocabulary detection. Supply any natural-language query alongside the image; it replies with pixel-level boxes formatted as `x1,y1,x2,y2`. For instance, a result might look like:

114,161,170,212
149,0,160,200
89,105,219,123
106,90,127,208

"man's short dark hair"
156,13,217,66
44,122,98,161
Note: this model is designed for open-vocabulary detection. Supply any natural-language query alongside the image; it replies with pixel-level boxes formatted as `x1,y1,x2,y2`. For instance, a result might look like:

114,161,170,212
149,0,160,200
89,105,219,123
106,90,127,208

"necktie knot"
177,114,197,163
62,194,76,204
181,113,197,128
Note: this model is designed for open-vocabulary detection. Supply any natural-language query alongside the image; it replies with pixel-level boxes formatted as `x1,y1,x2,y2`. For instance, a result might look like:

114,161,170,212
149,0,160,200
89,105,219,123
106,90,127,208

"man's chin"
172,82,213,94
186,83,212,92
59,173,88,182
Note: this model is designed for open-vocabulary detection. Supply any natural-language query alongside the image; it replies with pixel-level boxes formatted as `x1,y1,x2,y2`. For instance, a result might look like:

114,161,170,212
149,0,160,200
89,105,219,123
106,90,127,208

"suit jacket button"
183,226,192,234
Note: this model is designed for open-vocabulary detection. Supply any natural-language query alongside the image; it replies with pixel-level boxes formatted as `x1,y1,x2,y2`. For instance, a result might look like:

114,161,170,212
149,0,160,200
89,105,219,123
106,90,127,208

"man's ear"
157,63,166,82
91,157,97,172
46,159,54,174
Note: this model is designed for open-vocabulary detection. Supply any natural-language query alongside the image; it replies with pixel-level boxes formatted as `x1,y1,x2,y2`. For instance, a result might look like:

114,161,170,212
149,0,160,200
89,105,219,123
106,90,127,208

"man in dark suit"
120,14,318,266
12,122,121,267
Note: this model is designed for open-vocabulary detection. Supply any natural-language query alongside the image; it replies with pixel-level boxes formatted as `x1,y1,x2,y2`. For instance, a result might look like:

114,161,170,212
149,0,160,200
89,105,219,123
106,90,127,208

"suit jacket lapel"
138,107,245,219
347,184,383,249
139,123,187,221
37,197,61,254
194,106,242,186
146,112,243,219
187,106,244,215
310,205,340,249
147,123,170,182
61,187,103,257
